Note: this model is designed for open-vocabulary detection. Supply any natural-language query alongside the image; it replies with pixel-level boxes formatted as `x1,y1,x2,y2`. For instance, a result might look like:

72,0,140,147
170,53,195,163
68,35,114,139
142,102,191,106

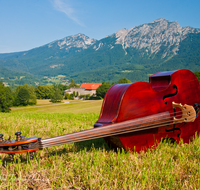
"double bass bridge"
172,102,196,123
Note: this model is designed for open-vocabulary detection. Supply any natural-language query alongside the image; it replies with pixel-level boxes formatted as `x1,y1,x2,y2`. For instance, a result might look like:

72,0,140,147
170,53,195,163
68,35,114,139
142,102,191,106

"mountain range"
0,18,200,86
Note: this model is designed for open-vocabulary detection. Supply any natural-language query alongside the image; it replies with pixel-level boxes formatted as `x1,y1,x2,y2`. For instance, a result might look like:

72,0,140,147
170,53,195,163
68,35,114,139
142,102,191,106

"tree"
96,82,112,98
13,84,37,106
35,85,45,99
194,71,200,84
117,78,131,83
15,88,30,106
0,82,13,112
43,85,54,99
50,88,63,103
28,86,37,105
69,94,74,100
35,85,54,99
64,92,70,100
54,84,69,94
69,79,79,88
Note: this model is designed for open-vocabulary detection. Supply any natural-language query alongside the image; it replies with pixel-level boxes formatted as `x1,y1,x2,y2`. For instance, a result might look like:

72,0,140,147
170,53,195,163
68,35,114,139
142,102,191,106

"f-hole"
163,85,178,104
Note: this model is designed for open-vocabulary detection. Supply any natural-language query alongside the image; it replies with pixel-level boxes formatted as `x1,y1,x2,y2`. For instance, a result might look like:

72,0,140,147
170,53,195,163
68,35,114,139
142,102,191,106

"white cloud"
52,0,84,27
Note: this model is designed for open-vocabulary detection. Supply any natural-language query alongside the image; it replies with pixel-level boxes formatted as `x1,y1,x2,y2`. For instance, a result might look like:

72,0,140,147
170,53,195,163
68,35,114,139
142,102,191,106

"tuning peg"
8,154,14,161
0,134,3,141
15,132,22,141
30,152,34,160
21,135,26,140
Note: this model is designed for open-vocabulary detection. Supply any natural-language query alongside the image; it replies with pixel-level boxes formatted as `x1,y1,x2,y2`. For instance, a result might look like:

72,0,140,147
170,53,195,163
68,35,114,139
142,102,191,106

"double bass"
1,69,200,160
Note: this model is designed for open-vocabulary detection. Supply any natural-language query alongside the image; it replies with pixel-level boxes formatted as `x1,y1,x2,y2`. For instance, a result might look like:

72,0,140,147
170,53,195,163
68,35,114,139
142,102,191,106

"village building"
64,83,102,97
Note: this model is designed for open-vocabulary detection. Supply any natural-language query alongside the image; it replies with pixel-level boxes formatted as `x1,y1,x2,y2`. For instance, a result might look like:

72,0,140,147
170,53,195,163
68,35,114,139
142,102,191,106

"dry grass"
36,99,80,106
11,100,103,114
36,99,53,105
0,101,200,189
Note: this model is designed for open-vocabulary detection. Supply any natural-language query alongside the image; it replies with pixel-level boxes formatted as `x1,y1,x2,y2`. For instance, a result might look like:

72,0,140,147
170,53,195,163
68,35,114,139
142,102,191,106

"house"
80,83,102,96
64,83,102,97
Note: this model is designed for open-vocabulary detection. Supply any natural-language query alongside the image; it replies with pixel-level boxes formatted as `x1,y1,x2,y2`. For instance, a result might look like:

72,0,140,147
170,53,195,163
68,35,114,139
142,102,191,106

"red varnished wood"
95,69,200,152
0,149,39,154
98,84,130,123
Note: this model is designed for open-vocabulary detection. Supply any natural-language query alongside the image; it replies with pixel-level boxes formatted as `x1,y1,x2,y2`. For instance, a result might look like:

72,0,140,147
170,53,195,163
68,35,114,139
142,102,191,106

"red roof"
80,83,102,90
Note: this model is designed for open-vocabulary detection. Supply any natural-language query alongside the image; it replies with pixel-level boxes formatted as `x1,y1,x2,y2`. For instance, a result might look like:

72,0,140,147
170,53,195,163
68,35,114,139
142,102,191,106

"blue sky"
0,0,199,53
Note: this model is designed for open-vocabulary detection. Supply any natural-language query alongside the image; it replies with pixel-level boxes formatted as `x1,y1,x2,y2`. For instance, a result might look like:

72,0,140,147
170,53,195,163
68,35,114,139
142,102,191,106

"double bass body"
94,69,200,152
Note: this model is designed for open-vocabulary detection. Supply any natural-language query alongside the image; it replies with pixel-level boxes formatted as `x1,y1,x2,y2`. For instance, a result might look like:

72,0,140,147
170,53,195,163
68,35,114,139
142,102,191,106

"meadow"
0,100,200,189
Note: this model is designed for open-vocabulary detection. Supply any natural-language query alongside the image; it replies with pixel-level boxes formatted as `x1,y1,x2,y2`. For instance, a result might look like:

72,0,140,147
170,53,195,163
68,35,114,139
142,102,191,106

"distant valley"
0,18,200,86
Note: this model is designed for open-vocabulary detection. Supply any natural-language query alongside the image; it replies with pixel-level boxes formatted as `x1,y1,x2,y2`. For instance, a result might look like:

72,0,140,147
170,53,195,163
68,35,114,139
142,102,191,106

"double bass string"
40,109,195,148
40,117,193,148
40,108,196,148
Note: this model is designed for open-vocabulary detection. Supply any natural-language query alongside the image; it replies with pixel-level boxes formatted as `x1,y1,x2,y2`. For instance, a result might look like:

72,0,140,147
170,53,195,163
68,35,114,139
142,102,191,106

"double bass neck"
40,111,172,148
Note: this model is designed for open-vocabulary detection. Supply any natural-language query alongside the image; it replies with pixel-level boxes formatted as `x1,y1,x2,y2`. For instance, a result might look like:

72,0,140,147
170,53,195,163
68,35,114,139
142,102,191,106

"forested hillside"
0,19,200,85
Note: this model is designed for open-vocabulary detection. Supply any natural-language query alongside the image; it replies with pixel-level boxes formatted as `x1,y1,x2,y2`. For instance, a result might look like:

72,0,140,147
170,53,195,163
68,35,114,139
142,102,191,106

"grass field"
0,100,200,189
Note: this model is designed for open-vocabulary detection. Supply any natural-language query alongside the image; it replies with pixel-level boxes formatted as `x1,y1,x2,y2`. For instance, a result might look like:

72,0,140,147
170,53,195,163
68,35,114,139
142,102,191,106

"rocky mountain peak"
115,18,200,58
115,28,130,44
48,33,97,52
